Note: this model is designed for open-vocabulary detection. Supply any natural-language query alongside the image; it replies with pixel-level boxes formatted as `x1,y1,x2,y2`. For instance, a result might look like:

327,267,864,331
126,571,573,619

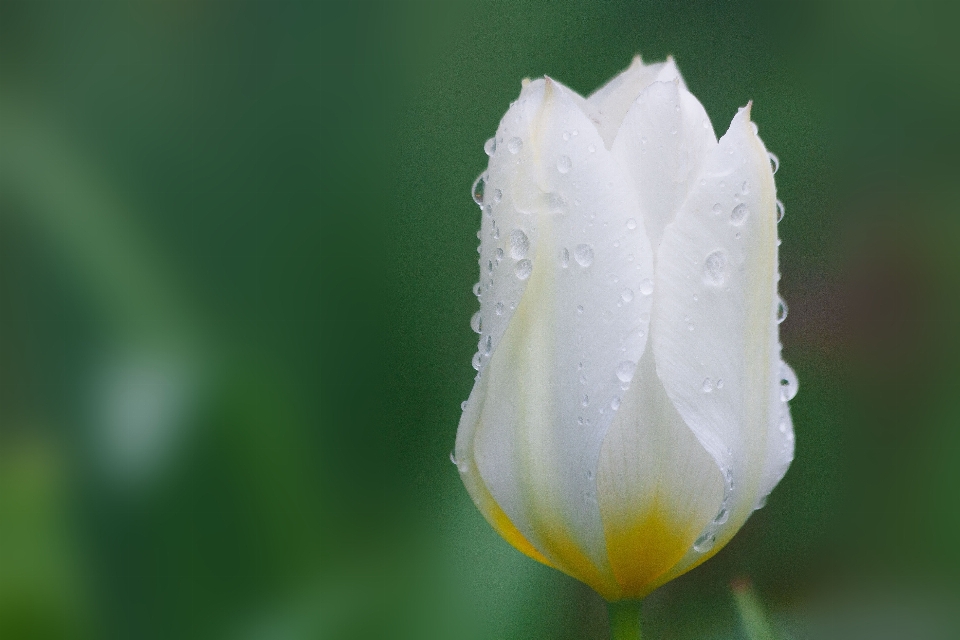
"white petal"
587,56,668,150
456,77,655,598
650,104,781,574
611,80,717,250
596,351,724,599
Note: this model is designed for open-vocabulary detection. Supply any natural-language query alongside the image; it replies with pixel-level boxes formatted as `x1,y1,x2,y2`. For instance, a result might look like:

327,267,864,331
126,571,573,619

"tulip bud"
454,56,796,602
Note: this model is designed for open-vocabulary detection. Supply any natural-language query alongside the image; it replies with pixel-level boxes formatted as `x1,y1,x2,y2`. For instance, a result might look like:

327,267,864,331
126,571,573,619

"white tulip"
454,56,796,602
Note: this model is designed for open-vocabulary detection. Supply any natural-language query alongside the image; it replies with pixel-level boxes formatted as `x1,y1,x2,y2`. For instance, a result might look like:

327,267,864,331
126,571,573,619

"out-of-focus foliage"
0,1,959,639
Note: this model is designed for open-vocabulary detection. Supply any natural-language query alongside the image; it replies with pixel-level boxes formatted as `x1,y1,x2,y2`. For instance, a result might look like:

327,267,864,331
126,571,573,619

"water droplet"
713,507,729,525
546,192,566,212
514,259,533,280
508,137,523,154
611,396,621,411
624,218,638,232
471,172,486,206
712,203,722,215
750,121,759,135
470,311,482,334
588,144,596,153
639,279,654,295
471,352,482,371
581,394,589,407
694,532,716,553
483,334,492,355
620,288,634,303
450,450,458,465
730,203,749,226
768,151,780,174
779,362,798,401
495,247,504,263
495,301,504,316
576,304,584,314
487,259,494,273
560,247,570,268
776,296,788,324
716,379,724,389
509,229,530,259
703,378,714,393
493,188,503,204
557,155,572,173
616,361,636,383
484,137,496,156
562,131,571,141
472,282,481,297
703,250,727,286
574,244,594,267
776,199,785,223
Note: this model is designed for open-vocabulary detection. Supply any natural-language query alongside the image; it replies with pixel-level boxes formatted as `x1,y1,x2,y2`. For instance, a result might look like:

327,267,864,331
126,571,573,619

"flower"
453,56,796,602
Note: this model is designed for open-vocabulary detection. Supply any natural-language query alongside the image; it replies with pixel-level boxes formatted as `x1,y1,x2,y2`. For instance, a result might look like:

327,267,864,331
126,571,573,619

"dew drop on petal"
730,203,748,226
509,229,530,259
713,506,729,525
514,259,533,280
621,288,633,303
776,199,785,223
495,301,504,316
588,144,596,153
472,282,481,297
470,311,482,334
557,155,572,173
576,304,584,314
495,247,504,263
702,378,714,393
471,172,486,206
484,137,496,156
626,218,637,230
694,532,716,553
768,151,780,174
639,279,654,295
508,137,523,154
611,396,621,411
581,394,589,407
703,250,727,286
471,352,482,371
712,203,722,215
779,362,799,401
560,247,570,268
777,296,788,324
574,243,594,267
616,361,636,383
493,188,502,204
483,334,492,355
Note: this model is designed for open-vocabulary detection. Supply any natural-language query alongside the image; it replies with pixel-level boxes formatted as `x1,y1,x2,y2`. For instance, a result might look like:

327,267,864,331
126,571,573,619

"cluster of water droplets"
693,466,735,553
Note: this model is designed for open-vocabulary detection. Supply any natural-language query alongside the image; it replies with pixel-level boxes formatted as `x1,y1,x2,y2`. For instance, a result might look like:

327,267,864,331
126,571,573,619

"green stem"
607,599,642,640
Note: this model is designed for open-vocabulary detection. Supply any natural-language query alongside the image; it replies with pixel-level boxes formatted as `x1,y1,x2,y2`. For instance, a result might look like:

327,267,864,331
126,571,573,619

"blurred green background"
1,1,959,638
